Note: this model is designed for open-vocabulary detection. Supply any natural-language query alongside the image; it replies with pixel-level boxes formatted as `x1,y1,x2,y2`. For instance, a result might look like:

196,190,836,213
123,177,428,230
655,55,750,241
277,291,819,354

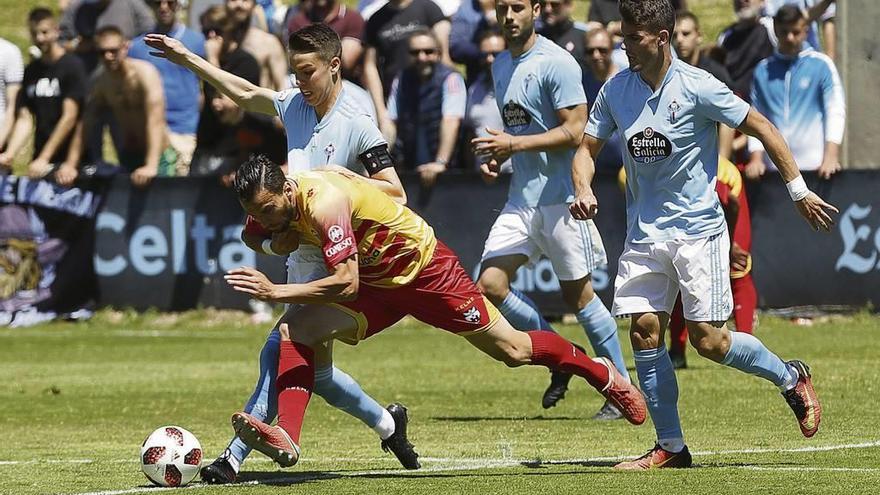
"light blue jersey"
492,35,587,207
273,85,386,174
748,49,844,171
586,59,750,243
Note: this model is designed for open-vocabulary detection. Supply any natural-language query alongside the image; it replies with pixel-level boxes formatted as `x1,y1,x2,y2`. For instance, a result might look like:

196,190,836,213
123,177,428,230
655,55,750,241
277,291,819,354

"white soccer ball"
140,426,203,487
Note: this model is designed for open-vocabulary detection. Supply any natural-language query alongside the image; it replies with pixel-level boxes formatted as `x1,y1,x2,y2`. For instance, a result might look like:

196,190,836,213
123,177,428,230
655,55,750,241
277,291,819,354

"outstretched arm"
738,108,838,231
144,34,277,116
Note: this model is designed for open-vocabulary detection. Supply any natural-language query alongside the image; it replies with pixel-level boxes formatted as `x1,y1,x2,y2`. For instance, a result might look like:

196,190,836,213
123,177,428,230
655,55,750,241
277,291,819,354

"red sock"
732,274,757,334
276,341,315,445
669,296,688,354
527,331,609,390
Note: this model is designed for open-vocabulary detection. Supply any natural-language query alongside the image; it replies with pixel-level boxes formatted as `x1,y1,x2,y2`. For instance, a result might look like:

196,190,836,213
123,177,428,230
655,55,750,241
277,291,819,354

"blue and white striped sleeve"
818,55,846,144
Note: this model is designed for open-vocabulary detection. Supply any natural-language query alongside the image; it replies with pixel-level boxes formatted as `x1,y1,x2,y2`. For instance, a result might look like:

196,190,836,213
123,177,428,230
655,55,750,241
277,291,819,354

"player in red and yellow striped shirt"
226,155,647,468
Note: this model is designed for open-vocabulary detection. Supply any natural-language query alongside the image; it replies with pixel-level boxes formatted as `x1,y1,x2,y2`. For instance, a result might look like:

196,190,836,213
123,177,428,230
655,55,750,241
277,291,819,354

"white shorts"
612,231,732,322
480,202,607,281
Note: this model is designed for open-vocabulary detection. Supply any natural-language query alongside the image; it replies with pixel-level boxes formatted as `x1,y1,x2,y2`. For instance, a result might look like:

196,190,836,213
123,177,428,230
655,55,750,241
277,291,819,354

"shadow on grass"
430,415,585,422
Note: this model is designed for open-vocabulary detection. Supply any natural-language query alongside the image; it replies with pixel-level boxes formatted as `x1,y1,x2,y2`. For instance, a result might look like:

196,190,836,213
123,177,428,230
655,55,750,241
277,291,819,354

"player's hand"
225,266,277,301
417,162,446,188
472,127,515,163
795,191,839,232
270,229,300,255
570,187,599,220
55,162,79,187
479,159,500,184
730,242,750,273
28,157,52,179
131,164,158,188
204,35,223,65
144,34,192,65
817,159,841,180
744,159,766,180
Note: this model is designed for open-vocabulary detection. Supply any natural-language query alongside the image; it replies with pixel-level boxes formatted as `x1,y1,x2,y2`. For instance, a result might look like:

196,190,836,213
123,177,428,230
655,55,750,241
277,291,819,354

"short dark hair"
28,7,54,24
676,10,700,32
619,0,676,35
95,25,124,40
288,23,341,62
407,26,440,47
476,26,504,45
774,4,806,26
234,154,286,203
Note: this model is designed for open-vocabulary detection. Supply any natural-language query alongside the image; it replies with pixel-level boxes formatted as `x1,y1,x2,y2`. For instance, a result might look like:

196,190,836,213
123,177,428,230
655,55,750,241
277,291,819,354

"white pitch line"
51,439,880,495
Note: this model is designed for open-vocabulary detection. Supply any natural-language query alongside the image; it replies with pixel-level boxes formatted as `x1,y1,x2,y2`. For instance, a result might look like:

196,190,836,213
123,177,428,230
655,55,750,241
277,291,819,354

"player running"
223,155,648,468
572,0,837,470
471,0,630,418
145,24,418,482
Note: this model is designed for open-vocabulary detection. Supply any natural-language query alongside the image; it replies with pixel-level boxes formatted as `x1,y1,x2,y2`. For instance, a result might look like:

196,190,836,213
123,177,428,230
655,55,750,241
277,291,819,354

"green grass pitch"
1,310,879,494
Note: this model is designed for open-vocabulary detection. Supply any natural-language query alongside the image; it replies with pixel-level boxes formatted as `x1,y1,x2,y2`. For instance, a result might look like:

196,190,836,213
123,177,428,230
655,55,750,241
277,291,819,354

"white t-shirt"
0,38,24,130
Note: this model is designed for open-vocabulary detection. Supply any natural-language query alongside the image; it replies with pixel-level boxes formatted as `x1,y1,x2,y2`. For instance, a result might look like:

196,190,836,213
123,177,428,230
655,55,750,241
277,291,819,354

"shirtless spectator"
67,26,174,187
226,0,288,90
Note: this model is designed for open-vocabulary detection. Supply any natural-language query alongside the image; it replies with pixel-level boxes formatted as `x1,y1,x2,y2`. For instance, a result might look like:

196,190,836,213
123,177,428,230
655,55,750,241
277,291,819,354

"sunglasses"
587,47,611,54
409,48,438,56
98,47,122,55
149,0,178,7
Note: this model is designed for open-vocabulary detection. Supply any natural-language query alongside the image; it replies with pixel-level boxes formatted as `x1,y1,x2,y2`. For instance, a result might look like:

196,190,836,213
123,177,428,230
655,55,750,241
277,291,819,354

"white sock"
222,448,241,473
373,409,396,440
659,438,685,454
779,363,800,392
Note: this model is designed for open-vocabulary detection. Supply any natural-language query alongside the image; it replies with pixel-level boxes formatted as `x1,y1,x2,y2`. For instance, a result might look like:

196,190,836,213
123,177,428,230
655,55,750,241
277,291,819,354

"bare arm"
0,83,20,149
362,47,392,136
738,107,838,230
226,257,360,304
144,34,278,115
341,38,364,75
432,20,453,66
34,97,80,165
570,133,606,220
822,19,836,61
718,123,734,160
473,104,588,162
436,116,460,166
140,67,168,174
807,0,835,23
265,35,289,91
0,106,33,168
366,167,407,204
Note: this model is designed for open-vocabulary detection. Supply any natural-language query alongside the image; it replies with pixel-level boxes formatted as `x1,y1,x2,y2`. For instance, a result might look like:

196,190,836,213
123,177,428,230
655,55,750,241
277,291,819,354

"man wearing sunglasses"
385,28,466,188
129,0,205,176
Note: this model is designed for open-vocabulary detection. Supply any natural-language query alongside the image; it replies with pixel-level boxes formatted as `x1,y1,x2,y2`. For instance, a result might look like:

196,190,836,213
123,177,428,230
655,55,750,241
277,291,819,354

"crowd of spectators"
0,0,843,190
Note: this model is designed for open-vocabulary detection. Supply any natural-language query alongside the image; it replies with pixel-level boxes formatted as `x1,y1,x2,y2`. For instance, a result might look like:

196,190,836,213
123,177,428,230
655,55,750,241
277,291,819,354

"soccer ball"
140,426,202,487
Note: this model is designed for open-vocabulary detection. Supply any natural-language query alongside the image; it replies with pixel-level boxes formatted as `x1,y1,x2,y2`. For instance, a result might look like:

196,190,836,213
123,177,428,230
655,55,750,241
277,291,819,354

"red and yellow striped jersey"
288,170,437,288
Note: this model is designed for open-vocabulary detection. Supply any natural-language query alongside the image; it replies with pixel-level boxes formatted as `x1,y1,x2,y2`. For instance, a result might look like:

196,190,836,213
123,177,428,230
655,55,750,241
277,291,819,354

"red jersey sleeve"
243,215,272,237
715,181,732,207
313,197,358,269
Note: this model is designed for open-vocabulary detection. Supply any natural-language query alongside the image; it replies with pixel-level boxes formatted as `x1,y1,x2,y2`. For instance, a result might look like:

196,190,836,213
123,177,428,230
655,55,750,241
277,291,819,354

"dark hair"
407,26,440,47
288,23,341,62
774,4,806,25
201,5,246,43
676,10,700,32
619,0,676,35
476,26,504,45
234,154,286,203
28,7,54,24
96,25,124,39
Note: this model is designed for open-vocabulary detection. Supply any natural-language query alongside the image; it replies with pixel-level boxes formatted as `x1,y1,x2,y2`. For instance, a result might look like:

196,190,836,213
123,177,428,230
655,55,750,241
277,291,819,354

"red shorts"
333,241,501,343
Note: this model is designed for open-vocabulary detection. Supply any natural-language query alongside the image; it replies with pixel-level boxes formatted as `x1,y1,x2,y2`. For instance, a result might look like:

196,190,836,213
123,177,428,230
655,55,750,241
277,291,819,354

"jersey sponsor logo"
325,236,354,258
667,99,681,124
324,143,336,163
328,224,345,243
627,127,672,164
502,102,532,131
463,306,482,324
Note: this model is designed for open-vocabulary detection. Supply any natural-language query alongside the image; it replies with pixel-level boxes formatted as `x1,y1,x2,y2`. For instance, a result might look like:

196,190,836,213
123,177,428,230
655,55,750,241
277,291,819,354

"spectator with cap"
386,28,465,188
129,0,206,176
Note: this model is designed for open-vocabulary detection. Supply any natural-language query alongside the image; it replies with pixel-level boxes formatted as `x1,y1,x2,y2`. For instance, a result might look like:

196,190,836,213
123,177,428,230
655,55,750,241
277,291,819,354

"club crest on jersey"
502,102,532,132
628,127,672,164
324,143,336,162
667,99,681,124
463,307,481,323
328,225,345,243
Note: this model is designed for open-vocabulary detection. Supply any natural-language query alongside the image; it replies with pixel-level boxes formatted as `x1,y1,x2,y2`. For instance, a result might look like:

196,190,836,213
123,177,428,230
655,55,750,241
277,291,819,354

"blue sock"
721,331,792,388
634,347,684,452
577,296,629,381
313,365,385,429
498,287,553,331
227,328,281,466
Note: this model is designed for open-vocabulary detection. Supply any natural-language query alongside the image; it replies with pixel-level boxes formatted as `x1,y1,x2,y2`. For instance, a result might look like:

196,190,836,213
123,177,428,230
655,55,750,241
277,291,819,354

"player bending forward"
223,155,647,467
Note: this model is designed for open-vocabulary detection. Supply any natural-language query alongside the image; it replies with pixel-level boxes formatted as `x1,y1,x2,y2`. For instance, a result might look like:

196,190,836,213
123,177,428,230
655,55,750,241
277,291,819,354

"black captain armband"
358,144,395,176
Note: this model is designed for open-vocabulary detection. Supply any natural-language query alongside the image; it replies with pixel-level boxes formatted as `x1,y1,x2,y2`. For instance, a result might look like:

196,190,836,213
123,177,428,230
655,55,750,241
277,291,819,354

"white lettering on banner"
471,259,610,294
835,204,880,274
94,209,256,276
